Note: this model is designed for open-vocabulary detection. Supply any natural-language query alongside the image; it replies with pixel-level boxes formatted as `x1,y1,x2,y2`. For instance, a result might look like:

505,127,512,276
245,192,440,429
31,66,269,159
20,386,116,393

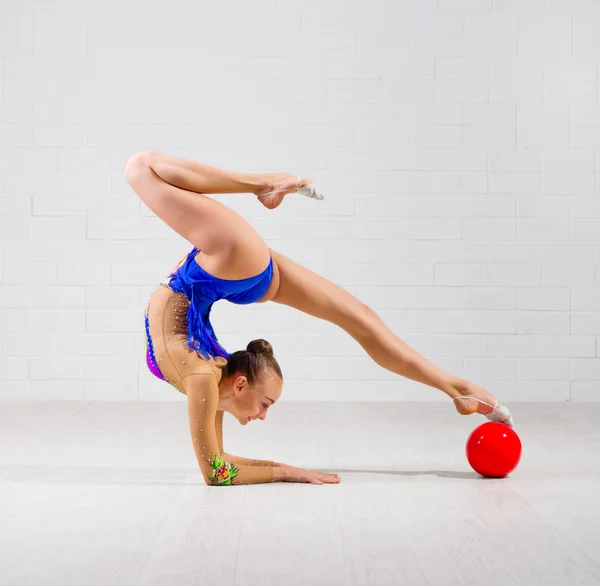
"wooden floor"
1,401,599,586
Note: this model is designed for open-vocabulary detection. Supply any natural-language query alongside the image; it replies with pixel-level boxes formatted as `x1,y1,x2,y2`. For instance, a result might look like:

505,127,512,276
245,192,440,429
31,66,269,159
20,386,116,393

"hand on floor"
281,464,341,485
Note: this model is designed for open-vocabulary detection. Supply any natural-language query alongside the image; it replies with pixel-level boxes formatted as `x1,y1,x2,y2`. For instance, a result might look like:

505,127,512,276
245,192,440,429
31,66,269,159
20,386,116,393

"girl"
126,151,513,487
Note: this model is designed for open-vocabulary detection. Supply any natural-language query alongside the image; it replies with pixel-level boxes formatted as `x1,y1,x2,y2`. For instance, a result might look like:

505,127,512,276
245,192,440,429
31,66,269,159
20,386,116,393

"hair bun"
246,339,274,358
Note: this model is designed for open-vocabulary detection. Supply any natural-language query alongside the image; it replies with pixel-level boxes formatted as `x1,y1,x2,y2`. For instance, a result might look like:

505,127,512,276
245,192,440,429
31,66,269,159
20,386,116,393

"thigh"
268,249,371,338
127,155,267,270
146,285,221,394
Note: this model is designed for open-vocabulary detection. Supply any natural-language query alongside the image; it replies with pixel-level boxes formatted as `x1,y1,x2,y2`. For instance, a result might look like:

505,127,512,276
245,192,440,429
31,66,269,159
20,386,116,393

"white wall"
1,0,599,402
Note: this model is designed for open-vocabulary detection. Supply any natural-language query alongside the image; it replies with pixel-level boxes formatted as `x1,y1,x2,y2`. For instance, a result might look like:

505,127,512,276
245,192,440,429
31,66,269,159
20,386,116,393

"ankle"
449,378,474,399
243,173,267,196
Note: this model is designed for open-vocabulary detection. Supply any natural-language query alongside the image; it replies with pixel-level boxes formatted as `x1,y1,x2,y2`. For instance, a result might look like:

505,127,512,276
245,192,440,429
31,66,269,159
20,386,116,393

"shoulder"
212,356,227,383
180,357,226,397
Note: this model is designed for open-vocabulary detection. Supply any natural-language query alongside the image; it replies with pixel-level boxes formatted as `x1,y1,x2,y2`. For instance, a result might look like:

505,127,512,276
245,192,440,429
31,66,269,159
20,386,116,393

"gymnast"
125,151,513,487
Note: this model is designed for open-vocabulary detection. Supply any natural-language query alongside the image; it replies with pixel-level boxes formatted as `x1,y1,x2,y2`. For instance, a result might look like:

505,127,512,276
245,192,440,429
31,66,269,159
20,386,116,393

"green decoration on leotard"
210,455,239,486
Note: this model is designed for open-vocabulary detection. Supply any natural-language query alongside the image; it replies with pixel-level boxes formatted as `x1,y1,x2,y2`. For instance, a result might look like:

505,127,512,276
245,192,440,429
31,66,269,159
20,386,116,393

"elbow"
200,458,239,486
200,465,214,486
202,473,228,487
200,464,219,487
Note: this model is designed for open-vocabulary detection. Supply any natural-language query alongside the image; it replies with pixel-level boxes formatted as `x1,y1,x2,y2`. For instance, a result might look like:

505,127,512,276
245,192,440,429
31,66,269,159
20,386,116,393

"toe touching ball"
466,422,522,478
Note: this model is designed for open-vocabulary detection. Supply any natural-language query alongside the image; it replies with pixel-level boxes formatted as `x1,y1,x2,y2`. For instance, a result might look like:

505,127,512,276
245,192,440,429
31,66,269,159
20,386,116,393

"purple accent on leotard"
145,309,165,381
146,346,165,380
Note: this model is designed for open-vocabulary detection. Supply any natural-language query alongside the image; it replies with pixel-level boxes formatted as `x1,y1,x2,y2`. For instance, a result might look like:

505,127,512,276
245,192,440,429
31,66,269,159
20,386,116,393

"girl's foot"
453,381,514,427
255,173,317,210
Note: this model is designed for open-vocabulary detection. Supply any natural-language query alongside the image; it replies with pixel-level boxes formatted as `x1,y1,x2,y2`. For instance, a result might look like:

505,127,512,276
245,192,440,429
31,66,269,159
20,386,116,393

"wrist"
273,465,290,481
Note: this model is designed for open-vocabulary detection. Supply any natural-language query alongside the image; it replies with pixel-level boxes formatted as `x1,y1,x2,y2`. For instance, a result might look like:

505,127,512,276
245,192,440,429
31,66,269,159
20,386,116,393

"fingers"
311,471,340,484
292,466,340,485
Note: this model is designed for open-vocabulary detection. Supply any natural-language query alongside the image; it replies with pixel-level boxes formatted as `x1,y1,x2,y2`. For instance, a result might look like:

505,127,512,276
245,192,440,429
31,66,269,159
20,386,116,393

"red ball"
466,422,522,478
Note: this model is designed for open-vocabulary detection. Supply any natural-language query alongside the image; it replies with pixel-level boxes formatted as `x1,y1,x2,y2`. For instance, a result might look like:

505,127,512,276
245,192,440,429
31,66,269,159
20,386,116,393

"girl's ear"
235,375,248,393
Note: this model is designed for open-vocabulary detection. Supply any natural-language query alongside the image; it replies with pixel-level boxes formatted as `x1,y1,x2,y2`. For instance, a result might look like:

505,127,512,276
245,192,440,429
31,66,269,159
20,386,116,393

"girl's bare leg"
126,150,505,417
269,249,504,417
126,150,312,209
124,150,314,272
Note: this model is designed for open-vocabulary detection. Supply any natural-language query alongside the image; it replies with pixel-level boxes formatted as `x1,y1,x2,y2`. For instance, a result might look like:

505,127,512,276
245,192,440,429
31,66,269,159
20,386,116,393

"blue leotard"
145,247,273,370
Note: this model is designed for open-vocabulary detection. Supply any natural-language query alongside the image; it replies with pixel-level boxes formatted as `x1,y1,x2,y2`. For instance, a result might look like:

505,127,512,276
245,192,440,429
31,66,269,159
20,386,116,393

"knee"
359,302,378,322
124,150,156,182
127,150,155,166
350,302,379,340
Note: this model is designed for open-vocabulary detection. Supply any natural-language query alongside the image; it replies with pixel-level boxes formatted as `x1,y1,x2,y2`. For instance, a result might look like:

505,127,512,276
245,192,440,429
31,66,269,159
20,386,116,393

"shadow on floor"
0,464,485,484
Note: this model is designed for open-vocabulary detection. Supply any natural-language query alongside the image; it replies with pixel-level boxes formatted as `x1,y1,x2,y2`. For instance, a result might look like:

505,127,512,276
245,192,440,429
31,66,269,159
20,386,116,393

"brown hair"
223,339,283,385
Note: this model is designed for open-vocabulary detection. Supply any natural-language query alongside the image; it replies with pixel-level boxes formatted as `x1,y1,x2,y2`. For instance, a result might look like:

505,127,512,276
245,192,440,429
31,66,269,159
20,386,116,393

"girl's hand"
281,465,340,485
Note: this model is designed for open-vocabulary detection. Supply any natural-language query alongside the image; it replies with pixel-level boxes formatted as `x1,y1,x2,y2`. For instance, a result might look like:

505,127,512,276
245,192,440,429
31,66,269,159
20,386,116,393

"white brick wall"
1,0,599,402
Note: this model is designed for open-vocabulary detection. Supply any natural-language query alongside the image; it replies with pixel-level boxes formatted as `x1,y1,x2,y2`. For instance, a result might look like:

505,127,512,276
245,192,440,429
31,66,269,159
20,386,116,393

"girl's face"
233,370,282,425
